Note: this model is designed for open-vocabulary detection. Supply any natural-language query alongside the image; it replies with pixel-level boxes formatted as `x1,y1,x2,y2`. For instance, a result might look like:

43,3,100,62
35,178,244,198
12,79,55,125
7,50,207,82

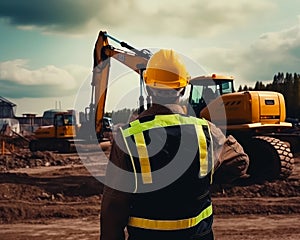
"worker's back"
120,112,214,240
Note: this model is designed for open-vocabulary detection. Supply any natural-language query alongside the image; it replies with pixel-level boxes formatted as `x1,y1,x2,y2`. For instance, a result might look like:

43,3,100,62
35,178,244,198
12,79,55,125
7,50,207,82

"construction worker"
100,49,249,240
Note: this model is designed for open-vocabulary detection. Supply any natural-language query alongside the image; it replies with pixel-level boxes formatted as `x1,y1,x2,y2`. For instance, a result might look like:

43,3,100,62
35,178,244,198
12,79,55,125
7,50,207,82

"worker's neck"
150,103,185,115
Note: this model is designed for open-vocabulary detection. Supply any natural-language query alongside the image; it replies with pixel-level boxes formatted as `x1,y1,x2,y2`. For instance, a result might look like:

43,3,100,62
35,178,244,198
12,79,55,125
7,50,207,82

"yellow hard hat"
144,49,190,89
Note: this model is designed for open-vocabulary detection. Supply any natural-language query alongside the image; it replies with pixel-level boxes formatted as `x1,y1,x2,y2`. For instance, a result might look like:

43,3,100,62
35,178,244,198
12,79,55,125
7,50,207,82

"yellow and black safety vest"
120,114,214,240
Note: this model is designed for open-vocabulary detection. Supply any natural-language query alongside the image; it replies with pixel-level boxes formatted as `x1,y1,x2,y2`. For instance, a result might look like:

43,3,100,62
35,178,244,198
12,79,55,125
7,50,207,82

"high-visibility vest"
120,114,214,239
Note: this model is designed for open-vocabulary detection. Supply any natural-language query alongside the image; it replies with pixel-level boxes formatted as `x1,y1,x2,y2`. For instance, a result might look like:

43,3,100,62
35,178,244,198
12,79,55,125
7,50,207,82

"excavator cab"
52,113,76,138
188,74,234,116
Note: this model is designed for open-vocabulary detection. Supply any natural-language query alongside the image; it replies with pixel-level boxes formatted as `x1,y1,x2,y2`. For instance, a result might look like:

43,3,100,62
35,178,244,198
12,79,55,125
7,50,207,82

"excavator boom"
90,31,151,139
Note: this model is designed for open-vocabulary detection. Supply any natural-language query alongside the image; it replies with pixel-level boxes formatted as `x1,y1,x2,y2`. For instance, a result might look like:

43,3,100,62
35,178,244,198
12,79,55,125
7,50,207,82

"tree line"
238,72,300,120
105,108,136,125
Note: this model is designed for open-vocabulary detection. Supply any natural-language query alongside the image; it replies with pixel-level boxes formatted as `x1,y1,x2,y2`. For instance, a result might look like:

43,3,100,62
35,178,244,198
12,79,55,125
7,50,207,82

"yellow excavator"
29,111,77,152
187,74,295,181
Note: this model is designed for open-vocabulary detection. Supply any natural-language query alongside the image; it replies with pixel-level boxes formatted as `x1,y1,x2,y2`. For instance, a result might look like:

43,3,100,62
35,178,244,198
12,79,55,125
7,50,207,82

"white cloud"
0,59,75,87
133,0,276,37
194,22,300,87
0,59,90,98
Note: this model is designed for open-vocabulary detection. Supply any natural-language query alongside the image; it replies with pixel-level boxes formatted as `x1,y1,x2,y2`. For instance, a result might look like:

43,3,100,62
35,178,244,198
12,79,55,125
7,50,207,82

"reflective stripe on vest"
128,203,213,230
133,131,152,184
120,114,213,187
195,124,208,178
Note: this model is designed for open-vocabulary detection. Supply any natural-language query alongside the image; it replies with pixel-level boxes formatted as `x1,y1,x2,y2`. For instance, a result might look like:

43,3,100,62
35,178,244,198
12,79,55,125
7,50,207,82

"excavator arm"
90,31,152,139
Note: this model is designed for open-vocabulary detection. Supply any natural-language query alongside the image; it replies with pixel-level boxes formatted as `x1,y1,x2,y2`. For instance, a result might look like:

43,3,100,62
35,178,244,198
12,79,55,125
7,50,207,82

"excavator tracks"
245,136,294,181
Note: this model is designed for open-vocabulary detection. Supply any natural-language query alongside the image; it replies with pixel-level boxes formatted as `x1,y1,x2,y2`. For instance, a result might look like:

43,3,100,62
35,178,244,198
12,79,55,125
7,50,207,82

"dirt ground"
0,141,299,240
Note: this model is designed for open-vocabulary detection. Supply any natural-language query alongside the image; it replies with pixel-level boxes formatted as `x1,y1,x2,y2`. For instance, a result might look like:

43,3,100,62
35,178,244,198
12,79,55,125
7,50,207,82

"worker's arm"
208,122,250,183
100,131,133,240
100,186,131,240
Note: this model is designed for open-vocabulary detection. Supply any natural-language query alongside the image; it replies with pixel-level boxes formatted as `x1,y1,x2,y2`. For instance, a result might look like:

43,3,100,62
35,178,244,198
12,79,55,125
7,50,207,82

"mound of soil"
0,149,82,172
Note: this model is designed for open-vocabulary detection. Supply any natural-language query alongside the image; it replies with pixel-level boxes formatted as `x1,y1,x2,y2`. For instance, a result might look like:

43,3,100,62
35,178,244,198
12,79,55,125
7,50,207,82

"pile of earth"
0,149,82,172
211,178,300,198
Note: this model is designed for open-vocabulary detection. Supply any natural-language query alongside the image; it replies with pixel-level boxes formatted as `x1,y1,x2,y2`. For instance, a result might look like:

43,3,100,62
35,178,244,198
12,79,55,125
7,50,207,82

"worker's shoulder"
135,113,209,127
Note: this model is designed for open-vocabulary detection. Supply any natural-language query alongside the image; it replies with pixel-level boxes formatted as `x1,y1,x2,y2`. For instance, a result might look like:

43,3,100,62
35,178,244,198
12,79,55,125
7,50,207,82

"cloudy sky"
0,0,300,116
